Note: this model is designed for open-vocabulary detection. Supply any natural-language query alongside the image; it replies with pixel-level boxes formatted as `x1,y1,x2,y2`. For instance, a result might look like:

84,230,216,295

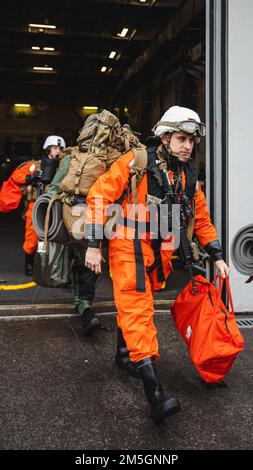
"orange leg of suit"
109,238,163,363
23,201,38,255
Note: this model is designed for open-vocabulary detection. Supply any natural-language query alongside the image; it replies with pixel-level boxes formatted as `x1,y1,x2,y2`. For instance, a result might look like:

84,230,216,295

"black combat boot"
115,328,140,379
24,253,34,276
81,308,100,336
136,357,181,424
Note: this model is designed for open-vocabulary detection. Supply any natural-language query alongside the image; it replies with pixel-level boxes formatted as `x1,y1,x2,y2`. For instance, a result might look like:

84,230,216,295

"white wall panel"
228,0,253,311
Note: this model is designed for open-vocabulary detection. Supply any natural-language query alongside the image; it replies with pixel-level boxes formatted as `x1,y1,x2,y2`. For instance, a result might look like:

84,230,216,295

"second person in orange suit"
84,106,229,424
9,159,40,274
11,135,66,275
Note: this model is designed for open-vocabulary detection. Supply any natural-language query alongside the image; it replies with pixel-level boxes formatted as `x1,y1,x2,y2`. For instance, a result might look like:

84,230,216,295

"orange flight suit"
11,161,40,255
86,151,218,362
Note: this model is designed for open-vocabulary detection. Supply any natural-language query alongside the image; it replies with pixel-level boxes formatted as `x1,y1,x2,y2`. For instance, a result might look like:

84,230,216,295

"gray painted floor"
1,201,251,452
0,314,252,450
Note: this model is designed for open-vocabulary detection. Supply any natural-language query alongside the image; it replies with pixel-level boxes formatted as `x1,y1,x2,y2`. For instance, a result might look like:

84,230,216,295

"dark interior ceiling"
0,0,205,106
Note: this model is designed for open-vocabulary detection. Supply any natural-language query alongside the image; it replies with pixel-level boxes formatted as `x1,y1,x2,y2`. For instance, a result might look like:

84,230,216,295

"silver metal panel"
227,0,253,312
206,0,253,311
206,0,223,237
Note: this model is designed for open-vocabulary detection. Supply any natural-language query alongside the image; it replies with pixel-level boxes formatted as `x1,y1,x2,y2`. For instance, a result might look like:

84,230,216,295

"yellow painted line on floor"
0,282,37,291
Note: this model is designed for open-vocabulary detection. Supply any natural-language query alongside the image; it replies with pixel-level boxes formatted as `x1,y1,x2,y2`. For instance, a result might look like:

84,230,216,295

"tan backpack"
61,145,148,242
43,110,147,245
59,109,146,196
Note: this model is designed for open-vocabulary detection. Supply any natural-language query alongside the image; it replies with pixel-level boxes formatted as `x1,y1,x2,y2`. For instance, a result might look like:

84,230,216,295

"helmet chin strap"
163,142,181,159
161,133,182,160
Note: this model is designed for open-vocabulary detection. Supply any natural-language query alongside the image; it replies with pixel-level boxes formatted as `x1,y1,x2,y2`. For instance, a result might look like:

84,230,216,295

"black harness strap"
134,219,146,292
132,146,167,291
146,239,165,282
145,147,166,284
119,216,150,232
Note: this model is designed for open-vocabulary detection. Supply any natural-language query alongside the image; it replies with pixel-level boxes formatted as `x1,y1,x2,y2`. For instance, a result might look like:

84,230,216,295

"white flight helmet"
153,105,205,138
43,135,66,149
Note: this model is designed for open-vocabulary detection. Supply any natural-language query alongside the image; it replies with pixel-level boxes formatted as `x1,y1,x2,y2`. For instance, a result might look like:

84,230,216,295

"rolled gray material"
231,224,253,275
32,193,69,244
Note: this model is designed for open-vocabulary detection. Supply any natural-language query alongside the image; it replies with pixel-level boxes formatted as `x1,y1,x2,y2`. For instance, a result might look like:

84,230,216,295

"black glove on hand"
25,170,42,185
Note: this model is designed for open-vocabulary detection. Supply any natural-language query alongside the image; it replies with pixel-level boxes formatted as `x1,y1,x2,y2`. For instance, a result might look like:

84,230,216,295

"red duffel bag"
171,274,244,383
0,177,22,212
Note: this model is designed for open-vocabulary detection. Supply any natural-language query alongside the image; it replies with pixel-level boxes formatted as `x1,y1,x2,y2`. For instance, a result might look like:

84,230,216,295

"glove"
25,170,42,184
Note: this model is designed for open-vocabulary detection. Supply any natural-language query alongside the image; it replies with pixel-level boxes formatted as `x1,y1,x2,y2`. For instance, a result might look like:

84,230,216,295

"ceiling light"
101,66,107,72
28,23,56,29
33,66,53,71
32,46,40,50
109,51,116,59
14,103,31,108
117,28,128,38
140,0,147,3
83,106,98,111
43,47,55,51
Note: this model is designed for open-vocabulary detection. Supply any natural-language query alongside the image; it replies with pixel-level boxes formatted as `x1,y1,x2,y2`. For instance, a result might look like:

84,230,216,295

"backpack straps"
114,146,148,207
130,146,149,292
129,146,148,210
114,146,148,293
74,155,87,195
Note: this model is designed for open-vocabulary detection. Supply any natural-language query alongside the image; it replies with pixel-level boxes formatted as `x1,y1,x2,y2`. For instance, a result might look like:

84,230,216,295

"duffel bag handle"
213,275,235,315
211,273,220,287
224,276,235,314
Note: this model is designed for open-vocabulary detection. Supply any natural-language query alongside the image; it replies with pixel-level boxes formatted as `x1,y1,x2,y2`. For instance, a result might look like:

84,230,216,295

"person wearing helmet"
10,135,65,275
151,106,228,276
84,105,228,424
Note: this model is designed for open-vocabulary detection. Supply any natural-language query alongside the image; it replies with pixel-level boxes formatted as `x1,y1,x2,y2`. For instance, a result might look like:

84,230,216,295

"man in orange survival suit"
84,106,229,424
11,135,66,275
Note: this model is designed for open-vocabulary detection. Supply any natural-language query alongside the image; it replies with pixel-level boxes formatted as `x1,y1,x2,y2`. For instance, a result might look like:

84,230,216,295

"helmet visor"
153,119,206,137
178,121,206,136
